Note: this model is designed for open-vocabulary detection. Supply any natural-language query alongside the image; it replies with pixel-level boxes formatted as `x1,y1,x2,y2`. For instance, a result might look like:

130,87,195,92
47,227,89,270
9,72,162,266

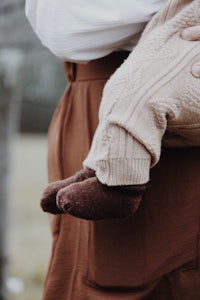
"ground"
8,134,51,300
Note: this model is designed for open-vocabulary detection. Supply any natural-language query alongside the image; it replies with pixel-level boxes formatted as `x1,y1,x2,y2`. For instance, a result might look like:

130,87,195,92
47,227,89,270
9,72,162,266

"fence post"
0,49,24,300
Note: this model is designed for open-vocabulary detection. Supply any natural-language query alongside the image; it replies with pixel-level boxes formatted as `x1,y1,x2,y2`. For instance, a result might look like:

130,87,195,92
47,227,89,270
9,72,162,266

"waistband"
64,51,130,82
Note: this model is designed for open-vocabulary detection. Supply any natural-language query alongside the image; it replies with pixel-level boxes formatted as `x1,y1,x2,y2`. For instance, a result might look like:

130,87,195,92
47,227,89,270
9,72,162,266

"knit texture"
84,0,200,185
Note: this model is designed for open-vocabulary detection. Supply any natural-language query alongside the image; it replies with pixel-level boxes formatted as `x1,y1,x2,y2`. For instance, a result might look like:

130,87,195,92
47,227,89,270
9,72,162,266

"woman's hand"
181,26,200,78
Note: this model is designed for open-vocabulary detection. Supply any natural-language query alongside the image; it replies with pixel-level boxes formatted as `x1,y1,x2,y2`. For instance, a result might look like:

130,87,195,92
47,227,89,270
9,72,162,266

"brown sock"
56,177,146,220
40,168,95,214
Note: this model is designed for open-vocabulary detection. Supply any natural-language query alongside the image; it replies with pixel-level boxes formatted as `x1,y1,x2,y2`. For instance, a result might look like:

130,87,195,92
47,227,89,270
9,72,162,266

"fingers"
181,26,200,78
181,26,200,41
191,63,200,78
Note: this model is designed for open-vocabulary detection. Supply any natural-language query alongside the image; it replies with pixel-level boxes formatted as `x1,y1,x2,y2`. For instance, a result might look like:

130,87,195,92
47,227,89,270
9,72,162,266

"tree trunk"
0,48,24,300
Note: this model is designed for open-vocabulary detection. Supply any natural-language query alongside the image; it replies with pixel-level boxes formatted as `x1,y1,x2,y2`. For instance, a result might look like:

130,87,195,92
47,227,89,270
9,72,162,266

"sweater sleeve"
25,0,166,62
84,0,200,186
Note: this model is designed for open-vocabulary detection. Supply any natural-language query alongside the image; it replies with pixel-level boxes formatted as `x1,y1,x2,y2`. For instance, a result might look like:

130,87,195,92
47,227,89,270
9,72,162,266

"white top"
25,0,166,63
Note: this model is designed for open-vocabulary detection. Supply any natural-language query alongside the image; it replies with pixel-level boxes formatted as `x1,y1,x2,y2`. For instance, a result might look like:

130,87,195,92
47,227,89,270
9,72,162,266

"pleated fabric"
44,52,200,300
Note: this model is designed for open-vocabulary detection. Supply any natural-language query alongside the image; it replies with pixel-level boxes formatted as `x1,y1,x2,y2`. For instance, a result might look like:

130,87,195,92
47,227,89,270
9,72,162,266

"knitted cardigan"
84,0,200,186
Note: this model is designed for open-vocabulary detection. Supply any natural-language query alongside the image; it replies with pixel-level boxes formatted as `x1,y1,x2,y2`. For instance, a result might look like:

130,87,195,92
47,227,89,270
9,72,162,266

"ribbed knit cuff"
84,156,151,186
95,157,151,186
83,121,152,186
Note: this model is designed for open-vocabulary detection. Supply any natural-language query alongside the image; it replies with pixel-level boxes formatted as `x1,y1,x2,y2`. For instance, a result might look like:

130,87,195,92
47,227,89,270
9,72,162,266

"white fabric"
25,0,166,62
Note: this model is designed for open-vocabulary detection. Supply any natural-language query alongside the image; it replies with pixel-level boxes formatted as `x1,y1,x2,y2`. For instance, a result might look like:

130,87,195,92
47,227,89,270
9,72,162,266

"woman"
26,0,200,299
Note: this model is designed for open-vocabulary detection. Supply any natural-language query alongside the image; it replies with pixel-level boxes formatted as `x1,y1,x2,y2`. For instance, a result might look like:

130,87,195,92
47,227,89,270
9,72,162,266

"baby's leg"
56,176,147,220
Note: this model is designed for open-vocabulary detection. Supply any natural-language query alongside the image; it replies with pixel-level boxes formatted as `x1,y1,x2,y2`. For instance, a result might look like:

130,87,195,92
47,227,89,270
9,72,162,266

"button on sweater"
84,0,200,186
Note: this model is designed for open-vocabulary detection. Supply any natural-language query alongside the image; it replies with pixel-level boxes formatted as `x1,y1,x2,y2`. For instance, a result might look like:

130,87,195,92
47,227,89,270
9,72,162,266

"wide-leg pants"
43,52,200,300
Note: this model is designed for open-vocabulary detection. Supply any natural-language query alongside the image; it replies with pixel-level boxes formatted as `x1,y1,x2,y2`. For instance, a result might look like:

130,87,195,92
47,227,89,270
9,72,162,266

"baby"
41,0,200,220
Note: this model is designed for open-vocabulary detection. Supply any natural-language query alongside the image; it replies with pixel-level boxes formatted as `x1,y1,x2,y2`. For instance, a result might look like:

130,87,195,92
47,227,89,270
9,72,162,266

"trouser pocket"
86,148,200,289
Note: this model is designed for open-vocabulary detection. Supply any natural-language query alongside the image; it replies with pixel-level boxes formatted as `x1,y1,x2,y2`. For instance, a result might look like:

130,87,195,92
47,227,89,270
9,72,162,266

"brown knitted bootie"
40,168,95,214
56,177,146,220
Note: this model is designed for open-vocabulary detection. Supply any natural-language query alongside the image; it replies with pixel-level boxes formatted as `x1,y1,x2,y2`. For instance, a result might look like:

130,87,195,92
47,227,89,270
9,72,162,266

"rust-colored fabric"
44,52,200,300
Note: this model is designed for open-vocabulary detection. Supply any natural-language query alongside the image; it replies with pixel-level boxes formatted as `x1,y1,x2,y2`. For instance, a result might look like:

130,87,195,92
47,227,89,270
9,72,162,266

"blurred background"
0,1,67,299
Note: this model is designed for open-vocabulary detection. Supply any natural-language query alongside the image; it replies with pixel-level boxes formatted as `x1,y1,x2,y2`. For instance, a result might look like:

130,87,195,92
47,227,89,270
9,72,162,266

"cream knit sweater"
84,0,200,186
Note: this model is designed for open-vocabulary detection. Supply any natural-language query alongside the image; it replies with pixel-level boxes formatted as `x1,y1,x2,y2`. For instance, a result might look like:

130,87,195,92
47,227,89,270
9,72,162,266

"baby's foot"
56,177,145,220
40,168,95,214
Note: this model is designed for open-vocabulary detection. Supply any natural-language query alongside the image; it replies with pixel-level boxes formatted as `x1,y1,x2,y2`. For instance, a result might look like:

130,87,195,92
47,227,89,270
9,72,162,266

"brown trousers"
43,52,200,300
